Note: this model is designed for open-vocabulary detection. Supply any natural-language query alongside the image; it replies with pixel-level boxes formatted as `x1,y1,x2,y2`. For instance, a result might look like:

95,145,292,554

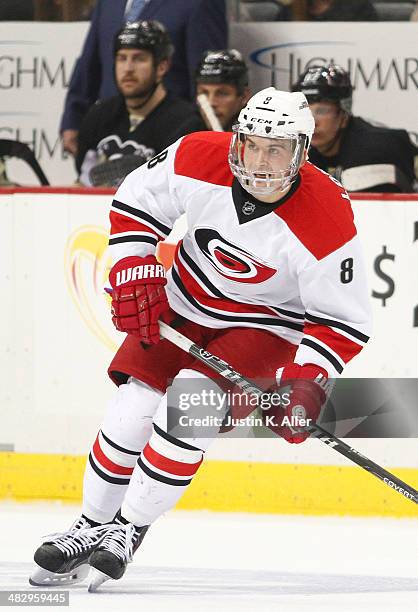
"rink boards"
0,189,417,516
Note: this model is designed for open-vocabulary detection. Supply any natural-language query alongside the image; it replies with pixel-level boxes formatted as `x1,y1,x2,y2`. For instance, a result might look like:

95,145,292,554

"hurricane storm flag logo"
194,228,277,283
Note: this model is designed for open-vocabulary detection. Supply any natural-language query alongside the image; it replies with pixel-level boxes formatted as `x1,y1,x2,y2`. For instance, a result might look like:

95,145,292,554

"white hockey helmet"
228,87,315,196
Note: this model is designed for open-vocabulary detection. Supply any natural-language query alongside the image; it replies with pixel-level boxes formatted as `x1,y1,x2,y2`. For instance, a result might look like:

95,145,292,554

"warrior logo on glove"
109,255,172,345
115,262,166,286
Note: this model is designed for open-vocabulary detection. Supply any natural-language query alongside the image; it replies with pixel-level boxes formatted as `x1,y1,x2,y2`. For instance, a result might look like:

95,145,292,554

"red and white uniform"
109,131,372,378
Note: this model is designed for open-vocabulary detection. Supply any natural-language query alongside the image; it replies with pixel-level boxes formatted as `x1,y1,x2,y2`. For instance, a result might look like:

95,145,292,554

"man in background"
195,49,251,131
175,49,251,136
76,21,203,187
292,64,417,192
61,0,227,156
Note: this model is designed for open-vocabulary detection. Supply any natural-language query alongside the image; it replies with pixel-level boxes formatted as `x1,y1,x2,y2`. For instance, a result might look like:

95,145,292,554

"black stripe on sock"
88,453,131,486
137,455,191,487
100,430,141,456
153,423,202,451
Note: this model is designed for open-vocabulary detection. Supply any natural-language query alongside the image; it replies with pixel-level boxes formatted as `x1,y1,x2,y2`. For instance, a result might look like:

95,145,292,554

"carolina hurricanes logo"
194,228,277,283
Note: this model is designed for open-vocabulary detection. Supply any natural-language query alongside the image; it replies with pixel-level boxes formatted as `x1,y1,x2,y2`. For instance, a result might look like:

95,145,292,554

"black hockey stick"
159,321,418,505
89,153,148,187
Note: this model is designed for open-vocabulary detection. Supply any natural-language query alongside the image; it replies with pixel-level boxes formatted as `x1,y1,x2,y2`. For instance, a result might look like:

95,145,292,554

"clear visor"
228,127,306,197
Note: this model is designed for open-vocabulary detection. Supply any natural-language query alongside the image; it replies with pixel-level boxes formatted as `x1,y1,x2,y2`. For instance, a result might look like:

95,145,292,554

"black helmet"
114,20,174,64
195,49,249,93
292,64,353,113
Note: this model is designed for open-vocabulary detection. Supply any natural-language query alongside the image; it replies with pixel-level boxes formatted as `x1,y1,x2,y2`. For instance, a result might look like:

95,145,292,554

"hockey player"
292,64,417,192
195,49,251,131
171,49,251,137
31,88,372,590
76,21,203,186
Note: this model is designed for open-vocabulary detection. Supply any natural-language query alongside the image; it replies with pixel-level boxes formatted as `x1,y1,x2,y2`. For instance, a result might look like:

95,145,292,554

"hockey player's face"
196,83,249,129
229,130,306,200
309,102,346,153
243,136,294,175
115,49,158,98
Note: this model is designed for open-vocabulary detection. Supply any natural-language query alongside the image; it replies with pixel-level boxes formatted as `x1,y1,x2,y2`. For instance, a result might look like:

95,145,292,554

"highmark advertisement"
0,23,88,185
230,22,417,142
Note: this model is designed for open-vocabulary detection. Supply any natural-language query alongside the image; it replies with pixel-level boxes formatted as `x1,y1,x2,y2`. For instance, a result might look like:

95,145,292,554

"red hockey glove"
109,255,171,344
264,363,329,444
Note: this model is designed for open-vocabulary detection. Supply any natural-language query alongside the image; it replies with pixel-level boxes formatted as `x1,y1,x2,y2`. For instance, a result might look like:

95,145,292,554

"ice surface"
0,502,417,611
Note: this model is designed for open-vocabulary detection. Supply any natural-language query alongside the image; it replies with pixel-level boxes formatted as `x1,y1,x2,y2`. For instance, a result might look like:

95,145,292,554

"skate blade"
88,568,111,593
29,563,90,587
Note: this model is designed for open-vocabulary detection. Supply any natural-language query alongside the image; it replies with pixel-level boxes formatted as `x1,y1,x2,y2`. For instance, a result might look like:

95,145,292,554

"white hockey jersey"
109,131,372,378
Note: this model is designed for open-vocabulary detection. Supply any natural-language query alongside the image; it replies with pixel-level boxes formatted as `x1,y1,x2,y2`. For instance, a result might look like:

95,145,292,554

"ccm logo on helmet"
194,228,277,284
250,118,272,124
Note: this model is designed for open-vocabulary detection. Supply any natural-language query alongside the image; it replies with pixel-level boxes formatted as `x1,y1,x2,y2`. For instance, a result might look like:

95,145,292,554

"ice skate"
30,517,110,586
88,513,149,592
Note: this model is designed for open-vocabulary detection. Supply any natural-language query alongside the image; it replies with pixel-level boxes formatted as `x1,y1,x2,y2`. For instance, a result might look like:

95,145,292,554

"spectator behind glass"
0,0,33,20
193,49,251,132
170,50,251,142
76,21,204,187
276,0,378,20
60,0,227,157
292,64,417,192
